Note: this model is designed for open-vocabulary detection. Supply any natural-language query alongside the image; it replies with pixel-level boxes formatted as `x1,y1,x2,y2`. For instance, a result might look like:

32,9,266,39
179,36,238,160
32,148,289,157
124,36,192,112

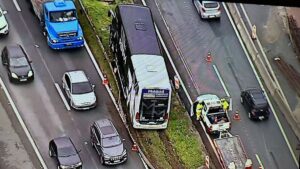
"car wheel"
49,149,53,157
100,155,105,165
240,97,244,104
248,112,252,119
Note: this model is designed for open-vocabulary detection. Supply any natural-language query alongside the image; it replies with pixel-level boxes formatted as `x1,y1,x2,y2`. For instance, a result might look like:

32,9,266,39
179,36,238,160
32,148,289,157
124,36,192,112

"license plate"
66,43,72,46
259,116,264,120
208,15,216,18
20,79,27,82
219,124,223,127
114,160,120,163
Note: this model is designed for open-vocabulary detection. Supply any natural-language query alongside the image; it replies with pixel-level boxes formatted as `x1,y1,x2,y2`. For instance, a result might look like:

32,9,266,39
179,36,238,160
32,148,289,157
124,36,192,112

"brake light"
135,112,140,122
163,113,169,120
201,7,206,12
207,126,213,133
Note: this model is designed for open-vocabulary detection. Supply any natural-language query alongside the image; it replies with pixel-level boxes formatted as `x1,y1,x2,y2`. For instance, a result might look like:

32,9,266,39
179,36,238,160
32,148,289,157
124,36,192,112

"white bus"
108,4,171,129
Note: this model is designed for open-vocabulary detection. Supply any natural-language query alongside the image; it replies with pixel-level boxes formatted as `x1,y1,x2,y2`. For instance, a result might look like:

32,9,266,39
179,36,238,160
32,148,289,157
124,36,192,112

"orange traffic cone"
206,52,212,63
102,74,109,85
233,110,240,120
131,142,138,152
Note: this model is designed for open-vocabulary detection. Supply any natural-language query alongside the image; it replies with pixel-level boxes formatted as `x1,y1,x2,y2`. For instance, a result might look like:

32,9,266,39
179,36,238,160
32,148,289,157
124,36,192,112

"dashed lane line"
54,83,70,111
12,0,21,11
212,64,230,97
255,154,264,169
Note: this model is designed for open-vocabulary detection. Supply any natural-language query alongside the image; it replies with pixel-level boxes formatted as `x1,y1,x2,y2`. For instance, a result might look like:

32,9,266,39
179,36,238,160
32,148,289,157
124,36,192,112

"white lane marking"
229,97,233,111
212,64,230,97
12,0,21,11
223,2,298,167
255,154,264,169
54,83,70,111
0,78,48,169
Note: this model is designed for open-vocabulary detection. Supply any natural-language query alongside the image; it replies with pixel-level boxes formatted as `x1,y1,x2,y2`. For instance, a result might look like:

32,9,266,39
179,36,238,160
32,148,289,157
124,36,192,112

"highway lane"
241,3,300,164
145,0,297,168
0,0,145,169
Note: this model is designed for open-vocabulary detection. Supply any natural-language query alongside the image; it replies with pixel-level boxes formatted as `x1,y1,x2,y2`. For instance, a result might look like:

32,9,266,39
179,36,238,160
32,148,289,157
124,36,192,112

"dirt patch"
158,131,184,169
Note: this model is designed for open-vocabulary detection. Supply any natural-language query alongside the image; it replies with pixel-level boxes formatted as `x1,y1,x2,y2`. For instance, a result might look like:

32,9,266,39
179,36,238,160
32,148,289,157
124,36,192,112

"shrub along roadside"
75,0,205,168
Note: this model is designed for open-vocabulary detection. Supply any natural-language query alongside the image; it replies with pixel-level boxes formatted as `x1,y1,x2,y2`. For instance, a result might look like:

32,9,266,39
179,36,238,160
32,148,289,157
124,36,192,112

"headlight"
78,36,83,40
11,73,18,79
76,162,82,166
51,39,58,43
121,149,127,156
103,154,110,159
60,165,69,169
28,70,33,77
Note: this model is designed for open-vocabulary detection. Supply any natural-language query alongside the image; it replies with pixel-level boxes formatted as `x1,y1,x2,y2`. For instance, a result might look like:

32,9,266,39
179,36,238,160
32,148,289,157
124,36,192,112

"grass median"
76,0,205,168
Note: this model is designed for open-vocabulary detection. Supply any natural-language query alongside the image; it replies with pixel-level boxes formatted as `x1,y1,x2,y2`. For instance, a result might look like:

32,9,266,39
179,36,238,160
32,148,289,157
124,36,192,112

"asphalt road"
0,1,145,169
241,2,300,165
145,0,298,168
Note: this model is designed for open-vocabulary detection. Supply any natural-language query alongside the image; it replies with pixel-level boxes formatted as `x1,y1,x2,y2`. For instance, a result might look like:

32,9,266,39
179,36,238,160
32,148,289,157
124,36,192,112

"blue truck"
30,0,84,49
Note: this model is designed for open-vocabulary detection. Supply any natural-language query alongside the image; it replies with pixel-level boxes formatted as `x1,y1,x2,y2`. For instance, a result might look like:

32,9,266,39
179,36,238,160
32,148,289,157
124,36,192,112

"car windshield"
102,135,121,148
58,146,77,157
72,82,93,94
50,10,77,22
204,2,218,8
10,57,28,68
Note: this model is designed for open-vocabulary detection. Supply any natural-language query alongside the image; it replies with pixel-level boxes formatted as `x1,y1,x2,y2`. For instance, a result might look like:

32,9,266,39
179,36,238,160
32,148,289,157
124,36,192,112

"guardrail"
76,0,153,168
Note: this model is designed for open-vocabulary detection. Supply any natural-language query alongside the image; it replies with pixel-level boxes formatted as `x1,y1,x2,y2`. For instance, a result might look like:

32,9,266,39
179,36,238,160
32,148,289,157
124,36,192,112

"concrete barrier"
226,3,300,139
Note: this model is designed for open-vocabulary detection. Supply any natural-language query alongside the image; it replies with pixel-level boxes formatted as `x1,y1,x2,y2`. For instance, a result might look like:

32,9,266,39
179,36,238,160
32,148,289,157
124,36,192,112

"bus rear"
133,88,171,129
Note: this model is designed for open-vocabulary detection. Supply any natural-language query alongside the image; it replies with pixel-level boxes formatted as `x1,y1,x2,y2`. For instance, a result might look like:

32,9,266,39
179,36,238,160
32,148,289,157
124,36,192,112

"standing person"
221,98,229,112
196,101,204,121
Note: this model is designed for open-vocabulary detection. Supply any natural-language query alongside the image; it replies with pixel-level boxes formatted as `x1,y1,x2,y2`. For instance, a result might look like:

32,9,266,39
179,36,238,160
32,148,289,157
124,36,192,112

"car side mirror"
3,11,7,15
77,149,82,153
66,88,70,91
92,84,95,89
122,139,125,142
96,142,101,146
3,62,7,66
108,9,115,18
29,60,32,64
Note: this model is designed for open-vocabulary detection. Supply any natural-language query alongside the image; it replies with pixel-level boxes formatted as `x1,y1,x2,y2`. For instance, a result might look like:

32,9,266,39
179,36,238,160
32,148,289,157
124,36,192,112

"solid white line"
0,78,48,169
255,154,264,169
12,0,21,11
54,83,70,111
223,2,298,167
229,98,233,111
212,64,230,97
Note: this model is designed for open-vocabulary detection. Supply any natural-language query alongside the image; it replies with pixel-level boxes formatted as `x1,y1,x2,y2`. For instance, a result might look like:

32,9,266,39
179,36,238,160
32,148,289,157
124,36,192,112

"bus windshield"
139,89,170,123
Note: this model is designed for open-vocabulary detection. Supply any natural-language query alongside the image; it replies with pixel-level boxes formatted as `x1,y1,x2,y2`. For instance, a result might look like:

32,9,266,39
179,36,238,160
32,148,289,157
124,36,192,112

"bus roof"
118,4,161,56
132,55,170,89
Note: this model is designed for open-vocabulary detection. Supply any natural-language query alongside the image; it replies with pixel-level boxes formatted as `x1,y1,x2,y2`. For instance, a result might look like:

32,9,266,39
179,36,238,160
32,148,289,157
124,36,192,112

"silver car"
62,70,96,110
193,0,221,19
0,6,9,35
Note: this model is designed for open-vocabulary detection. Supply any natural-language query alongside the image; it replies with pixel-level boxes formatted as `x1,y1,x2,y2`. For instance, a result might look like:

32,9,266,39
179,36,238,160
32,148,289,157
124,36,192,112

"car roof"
6,45,25,58
245,88,268,105
53,136,74,149
66,70,88,83
94,119,118,138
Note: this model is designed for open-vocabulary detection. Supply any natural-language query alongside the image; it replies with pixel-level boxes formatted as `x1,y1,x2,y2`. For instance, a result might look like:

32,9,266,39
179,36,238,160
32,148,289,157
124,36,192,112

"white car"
193,0,221,19
0,7,8,35
62,70,97,110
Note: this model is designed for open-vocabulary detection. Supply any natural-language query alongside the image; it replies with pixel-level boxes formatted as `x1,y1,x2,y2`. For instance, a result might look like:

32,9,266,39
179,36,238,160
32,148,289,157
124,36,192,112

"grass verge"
76,0,205,168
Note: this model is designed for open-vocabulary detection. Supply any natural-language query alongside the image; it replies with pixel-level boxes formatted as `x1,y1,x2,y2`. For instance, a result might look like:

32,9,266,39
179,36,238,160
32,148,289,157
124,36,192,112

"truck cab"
42,0,84,49
192,94,230,134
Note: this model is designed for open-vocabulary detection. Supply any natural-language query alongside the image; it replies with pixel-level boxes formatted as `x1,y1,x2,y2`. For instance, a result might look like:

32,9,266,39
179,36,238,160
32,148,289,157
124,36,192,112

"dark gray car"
49,136,82,169
90,119,127,165
1,45,34,82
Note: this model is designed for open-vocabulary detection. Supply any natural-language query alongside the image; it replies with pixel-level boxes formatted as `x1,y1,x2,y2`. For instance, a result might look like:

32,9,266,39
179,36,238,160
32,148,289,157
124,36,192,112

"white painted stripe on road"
255,154,264,169
212,64,230,97
13,0,21,11
229,97,233,111
223,2,299,167
54,83,70,111
0,77,48,169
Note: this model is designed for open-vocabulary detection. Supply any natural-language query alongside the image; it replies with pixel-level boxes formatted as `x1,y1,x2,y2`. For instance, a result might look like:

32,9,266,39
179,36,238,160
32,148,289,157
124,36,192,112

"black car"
1,45,34,82
90,119,127,165
49,137,82,169
241,88,270,120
